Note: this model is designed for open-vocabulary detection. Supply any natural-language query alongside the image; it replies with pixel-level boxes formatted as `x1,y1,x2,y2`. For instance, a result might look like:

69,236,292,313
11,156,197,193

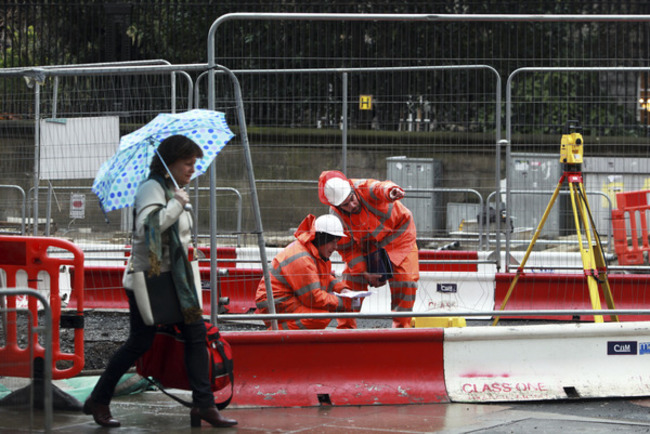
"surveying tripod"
493,121,618,325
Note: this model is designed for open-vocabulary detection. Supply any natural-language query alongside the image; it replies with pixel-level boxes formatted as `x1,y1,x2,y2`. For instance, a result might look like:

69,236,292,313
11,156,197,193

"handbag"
123,265,183,326
123,258,203,326
135,320,234,409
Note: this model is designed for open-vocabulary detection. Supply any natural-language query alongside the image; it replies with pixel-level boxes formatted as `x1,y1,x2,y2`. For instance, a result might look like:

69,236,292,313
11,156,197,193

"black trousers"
90,290,214,408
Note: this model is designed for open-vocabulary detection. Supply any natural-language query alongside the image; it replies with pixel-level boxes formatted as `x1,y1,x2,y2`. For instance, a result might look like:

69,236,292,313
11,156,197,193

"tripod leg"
577,182,618,322
569,181,604,322
492,176,565,326
592,242,618,321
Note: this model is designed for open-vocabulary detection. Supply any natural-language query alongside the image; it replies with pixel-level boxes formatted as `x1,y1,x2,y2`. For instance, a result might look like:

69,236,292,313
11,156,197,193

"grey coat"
123,179,192,288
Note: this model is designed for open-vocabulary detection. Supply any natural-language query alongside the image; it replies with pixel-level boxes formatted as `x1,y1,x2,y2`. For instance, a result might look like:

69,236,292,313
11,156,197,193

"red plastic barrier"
124,246,237,265
418,250,478,272
69,266,128,309
191,246,238,268
0,236,85,379
611,190,650,265
494,272,650,321
223,328,448,407
217,268,262,314
72,265,261,314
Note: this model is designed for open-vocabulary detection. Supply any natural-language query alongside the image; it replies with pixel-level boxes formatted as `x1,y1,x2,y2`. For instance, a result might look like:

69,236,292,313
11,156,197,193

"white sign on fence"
70,193,86,219
39,116,119,180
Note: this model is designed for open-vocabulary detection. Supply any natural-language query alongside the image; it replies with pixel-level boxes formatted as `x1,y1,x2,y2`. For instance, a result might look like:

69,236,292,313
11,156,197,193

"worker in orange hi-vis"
318,170,419,329
254,214,367,330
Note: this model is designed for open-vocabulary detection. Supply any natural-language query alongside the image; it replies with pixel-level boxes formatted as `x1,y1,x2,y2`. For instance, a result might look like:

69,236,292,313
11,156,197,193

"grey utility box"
386,156,442,237
509,153,566,237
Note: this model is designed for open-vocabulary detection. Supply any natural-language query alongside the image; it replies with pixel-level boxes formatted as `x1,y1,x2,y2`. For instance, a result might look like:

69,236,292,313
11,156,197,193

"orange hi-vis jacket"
318,171,417,271
255,214,348,316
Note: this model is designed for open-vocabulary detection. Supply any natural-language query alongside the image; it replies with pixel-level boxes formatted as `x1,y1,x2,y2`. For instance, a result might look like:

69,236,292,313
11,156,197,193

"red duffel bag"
136,320,234,409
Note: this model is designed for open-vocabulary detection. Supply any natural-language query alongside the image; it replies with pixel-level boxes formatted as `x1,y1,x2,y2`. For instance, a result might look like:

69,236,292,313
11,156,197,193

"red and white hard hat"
314,214,346,237
323,177,352,206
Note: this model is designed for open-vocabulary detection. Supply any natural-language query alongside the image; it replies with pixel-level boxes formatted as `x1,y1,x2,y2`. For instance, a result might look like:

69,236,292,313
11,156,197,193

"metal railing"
193,186,243,247
25,184,244,247
0,288,53,433
0,185,26,235
220,308,648,323
486,189,613,253
405,187,485,249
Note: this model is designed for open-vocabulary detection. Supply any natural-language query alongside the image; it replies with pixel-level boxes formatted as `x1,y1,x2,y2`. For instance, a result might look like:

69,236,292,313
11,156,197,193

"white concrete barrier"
444,321,650,402
413,272,495,314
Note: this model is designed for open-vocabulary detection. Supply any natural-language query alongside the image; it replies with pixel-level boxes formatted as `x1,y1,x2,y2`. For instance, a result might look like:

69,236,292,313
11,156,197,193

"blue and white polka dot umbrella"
92,109,234,212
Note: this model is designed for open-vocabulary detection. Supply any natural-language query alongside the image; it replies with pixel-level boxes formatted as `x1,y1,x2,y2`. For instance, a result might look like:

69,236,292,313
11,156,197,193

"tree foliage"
0,1,649,136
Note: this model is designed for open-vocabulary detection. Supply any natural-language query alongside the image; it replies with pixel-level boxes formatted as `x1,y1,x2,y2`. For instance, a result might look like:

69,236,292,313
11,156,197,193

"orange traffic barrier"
611,190,650,265
224,328,448,407
0,236,85,379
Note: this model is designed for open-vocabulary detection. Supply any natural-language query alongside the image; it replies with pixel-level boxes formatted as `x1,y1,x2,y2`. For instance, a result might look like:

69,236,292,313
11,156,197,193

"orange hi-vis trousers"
337,246,419,329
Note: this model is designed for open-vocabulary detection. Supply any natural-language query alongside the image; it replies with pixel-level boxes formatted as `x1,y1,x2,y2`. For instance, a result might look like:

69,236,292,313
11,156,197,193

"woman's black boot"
190,406,237,427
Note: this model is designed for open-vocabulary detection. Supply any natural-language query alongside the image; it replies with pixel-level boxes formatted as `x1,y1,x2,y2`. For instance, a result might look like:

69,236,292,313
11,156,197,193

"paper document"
338,289,374,298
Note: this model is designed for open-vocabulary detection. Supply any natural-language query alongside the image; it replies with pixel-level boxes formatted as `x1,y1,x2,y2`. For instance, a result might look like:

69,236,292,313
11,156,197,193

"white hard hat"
324,177,352,206
314,214,345,237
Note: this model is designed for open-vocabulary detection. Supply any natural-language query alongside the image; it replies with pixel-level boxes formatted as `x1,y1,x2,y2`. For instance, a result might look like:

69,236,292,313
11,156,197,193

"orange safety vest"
255,214,346,314
318,171,417,270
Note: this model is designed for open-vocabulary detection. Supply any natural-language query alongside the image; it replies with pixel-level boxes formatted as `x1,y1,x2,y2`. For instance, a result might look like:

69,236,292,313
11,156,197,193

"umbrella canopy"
92,109,234,212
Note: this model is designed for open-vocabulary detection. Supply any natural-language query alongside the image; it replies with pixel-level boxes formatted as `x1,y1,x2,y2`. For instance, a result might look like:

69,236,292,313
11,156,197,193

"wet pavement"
3,388,650,433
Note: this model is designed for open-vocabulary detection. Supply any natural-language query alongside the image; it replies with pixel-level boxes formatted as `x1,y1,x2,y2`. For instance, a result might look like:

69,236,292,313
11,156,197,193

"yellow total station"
560,120,584,165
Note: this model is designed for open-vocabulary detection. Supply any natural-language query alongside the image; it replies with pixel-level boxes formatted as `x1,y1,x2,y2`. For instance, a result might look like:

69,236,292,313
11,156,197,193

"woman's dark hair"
312,232,339,247
150,135,204,176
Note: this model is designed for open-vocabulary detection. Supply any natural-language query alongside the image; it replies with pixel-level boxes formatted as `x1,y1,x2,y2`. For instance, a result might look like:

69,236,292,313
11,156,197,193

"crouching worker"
255,214,360,330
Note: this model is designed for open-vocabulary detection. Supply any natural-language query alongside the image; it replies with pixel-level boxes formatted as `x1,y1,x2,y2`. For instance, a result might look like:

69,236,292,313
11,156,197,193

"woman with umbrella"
84,135,237,428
